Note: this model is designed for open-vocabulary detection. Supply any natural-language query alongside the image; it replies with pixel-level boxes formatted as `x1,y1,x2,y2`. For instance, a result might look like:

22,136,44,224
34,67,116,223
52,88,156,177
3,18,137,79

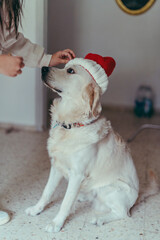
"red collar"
52,122,84,130
52,118,101,129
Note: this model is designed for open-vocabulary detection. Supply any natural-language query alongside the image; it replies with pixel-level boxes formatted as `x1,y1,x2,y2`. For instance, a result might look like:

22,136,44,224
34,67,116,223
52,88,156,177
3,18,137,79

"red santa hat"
65,53,116,94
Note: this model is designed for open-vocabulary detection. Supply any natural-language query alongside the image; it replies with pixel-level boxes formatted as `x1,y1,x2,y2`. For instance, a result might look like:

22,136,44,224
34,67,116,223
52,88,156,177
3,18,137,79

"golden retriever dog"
25,55,139,233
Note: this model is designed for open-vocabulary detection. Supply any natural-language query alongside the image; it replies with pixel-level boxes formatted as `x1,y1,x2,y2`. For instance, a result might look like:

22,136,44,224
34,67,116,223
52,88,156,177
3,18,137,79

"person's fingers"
11,73,18,77
17,56,23,61
49,50,75,66
61,51,72,60
11,71,21,77
20,62,25,68
16,56,24,68
63,49,76,58
17,69,22,75
60,58,70,64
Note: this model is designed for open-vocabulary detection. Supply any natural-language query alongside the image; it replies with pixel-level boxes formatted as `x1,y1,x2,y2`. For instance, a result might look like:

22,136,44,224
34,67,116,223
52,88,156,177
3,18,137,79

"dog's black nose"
41,67,49,80
42,66,49,74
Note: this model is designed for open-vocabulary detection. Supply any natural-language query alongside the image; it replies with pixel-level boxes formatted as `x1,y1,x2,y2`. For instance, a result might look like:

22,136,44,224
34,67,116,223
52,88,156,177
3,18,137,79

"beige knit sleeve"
1,24,52,68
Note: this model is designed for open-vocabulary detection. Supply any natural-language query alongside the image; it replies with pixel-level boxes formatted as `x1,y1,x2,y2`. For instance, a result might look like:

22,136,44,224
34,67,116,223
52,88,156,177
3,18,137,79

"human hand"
0,55,25,77
49,49,75,66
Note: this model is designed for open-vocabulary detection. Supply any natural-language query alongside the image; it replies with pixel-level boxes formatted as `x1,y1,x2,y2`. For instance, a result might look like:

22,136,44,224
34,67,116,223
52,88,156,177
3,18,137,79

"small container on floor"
0,211,10,225
134,85,154,117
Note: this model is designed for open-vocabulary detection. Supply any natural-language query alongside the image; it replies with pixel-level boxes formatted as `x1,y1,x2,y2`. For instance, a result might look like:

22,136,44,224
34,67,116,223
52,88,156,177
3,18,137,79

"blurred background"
0,0,160,130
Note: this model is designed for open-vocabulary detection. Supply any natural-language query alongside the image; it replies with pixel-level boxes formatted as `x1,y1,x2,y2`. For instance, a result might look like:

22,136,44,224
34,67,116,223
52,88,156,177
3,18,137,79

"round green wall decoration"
116,0,155,15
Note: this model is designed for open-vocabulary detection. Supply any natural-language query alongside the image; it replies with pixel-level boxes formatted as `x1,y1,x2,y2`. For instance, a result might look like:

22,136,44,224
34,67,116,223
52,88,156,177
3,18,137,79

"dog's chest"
47,127,85,175
47,119,111,177
47,124,99,156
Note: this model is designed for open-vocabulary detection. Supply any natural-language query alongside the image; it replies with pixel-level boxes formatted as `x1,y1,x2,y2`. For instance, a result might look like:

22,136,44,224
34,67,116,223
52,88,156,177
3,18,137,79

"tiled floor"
0,108,160,240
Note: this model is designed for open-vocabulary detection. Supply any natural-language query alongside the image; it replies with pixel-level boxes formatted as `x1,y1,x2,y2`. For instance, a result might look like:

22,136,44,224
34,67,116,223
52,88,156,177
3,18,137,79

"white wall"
48,0,160,110
0,0,47,129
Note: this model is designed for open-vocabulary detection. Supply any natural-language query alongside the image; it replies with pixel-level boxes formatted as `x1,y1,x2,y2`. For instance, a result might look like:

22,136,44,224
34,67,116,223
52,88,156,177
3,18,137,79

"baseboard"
0,122,38,132
102,104,133,112
102,104,160,114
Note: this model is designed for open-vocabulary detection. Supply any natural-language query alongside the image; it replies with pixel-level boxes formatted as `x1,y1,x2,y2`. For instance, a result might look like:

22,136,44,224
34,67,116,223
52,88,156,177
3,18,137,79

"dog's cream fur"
25,63,139,233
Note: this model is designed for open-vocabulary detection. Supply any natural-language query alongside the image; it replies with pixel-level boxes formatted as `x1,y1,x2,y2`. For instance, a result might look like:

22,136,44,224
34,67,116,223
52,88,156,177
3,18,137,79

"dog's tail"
136,169,159,204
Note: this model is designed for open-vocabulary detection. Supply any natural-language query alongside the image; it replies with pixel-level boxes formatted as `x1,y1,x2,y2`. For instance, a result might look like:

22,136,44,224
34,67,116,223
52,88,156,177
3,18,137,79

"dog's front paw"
45,218,64,233
25,205,43,216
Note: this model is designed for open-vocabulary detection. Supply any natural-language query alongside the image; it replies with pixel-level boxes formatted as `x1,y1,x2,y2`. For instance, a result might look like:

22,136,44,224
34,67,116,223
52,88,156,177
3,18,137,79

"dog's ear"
83,83,102,118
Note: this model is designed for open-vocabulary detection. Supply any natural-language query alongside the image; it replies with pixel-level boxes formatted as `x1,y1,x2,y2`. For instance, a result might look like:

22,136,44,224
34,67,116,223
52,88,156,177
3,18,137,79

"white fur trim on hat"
65,58,108,95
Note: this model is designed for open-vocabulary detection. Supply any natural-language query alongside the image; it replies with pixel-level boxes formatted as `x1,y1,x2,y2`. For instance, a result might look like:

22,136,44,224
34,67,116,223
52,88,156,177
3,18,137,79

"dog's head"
42,56,115,121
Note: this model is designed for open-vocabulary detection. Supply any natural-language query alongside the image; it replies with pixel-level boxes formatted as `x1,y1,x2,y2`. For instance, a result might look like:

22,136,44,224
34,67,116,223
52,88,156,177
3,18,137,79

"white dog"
25,54,139,233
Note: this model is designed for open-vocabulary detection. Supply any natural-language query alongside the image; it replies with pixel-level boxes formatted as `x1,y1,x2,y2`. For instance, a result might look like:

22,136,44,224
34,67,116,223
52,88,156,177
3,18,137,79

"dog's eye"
67,68,75,74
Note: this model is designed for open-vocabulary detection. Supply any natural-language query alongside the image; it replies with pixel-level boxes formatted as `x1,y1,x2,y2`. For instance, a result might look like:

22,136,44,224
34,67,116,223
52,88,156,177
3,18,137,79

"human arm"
1,23,75,68
1,27,51,68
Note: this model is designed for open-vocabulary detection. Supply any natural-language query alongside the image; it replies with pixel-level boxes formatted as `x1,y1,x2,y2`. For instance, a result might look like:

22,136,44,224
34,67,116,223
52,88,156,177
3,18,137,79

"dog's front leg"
45,173,84,233
25,165,63,216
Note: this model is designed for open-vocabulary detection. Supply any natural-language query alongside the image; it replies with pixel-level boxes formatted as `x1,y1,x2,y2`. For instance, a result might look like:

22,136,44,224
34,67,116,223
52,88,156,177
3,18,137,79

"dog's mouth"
43,81,62,93
53,88,62,93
